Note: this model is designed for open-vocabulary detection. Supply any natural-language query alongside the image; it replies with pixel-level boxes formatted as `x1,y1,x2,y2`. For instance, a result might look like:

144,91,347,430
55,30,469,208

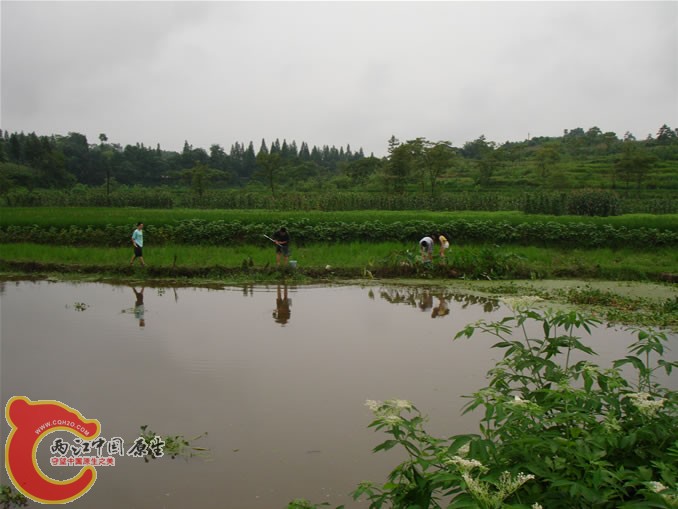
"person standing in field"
130,222,146,267
437,232,450,259
272,226,290,266
419,235,434,262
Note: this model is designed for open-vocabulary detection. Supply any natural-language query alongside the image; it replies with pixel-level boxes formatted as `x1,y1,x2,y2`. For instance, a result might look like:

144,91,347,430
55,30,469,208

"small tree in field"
534,145,560,184
182,162,223,199
656,124,677,145
614,141,656,190
254,151,283,198
409,138,457,195
382,136,412,194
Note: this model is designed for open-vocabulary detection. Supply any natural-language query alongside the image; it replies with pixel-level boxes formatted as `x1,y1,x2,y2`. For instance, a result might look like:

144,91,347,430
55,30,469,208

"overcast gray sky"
2,1,676,156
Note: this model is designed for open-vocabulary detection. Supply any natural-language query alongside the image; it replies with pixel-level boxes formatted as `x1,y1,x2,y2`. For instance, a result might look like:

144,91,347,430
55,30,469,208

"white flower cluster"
647,481,678,504
391,399,413,410
501,296,543,312
627,392,665,417
475,388,501,402
445,455,486,472
382,415,403,425
461,470,535,507
531,504,543,509
364,399,413,425
496,472,535,501
509,395,528,406
461,473,486,501
581,362,601,375
649,481,667,493
364,400,381,412
457,444,470,457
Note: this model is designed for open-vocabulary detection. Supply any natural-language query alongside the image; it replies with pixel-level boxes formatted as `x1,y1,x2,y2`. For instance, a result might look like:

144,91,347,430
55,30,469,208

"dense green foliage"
1,208,677,248
1,125,677,214
344,307,678,508
3,187,676,215
4,207,677,230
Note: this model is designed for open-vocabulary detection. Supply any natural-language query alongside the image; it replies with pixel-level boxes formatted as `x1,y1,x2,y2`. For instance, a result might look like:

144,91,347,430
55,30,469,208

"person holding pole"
272,227,290,267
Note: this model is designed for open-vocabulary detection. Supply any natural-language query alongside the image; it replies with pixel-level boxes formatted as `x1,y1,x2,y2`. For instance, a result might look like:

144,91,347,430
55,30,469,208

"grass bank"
1,242,676,283
2,243,676,329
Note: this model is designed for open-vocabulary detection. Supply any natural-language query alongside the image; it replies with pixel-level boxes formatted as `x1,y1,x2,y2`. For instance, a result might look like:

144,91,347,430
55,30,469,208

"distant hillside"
1,125,677,196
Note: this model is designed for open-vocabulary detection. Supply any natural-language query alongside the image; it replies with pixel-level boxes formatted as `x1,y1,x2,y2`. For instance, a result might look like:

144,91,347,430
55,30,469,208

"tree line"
0,124,676,198
0,131,366,190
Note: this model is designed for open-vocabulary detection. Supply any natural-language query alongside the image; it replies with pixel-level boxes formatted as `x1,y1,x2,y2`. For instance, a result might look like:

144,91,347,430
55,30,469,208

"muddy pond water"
1,280,676,508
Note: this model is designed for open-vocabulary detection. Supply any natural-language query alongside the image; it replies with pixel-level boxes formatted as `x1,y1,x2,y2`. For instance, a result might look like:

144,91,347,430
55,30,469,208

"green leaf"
373,440,399,453
613,356,645,371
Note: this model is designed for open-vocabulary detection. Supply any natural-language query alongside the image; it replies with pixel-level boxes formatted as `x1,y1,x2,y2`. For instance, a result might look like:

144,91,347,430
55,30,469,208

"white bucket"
289,260,298,268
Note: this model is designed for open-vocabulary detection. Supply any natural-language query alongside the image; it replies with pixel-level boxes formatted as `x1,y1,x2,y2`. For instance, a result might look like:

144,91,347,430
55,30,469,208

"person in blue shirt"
130,222,146,267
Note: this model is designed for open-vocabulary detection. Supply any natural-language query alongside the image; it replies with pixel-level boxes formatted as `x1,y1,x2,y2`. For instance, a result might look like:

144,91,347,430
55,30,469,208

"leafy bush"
522,192,569,216
566,189,622,216
2,217,676,248
522,190,625,216
350,305,678,508
623,198,678,215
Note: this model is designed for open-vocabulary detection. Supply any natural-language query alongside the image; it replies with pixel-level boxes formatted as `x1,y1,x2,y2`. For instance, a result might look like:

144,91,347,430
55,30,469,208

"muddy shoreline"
2,259,676,285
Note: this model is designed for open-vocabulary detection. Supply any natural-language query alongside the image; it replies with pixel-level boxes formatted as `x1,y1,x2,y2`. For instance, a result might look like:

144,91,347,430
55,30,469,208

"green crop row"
3,207,677,231
3,187,676,215
1,218,676,248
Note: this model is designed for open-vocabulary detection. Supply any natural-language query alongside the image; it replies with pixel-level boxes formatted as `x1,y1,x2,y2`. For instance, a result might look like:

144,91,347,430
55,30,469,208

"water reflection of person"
132,287,145,327
272,285,291,325
418,290,433,312
431,296,450,318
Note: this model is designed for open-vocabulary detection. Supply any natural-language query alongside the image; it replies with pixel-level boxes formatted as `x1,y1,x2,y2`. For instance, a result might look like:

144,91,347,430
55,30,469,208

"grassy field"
2,207,678,231
2,207,676,281
1,242,676,280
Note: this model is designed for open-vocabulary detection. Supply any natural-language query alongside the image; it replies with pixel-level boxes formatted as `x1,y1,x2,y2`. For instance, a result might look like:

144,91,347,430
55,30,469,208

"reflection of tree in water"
450,293,498,313
242,284,254,297
377,287,498,317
